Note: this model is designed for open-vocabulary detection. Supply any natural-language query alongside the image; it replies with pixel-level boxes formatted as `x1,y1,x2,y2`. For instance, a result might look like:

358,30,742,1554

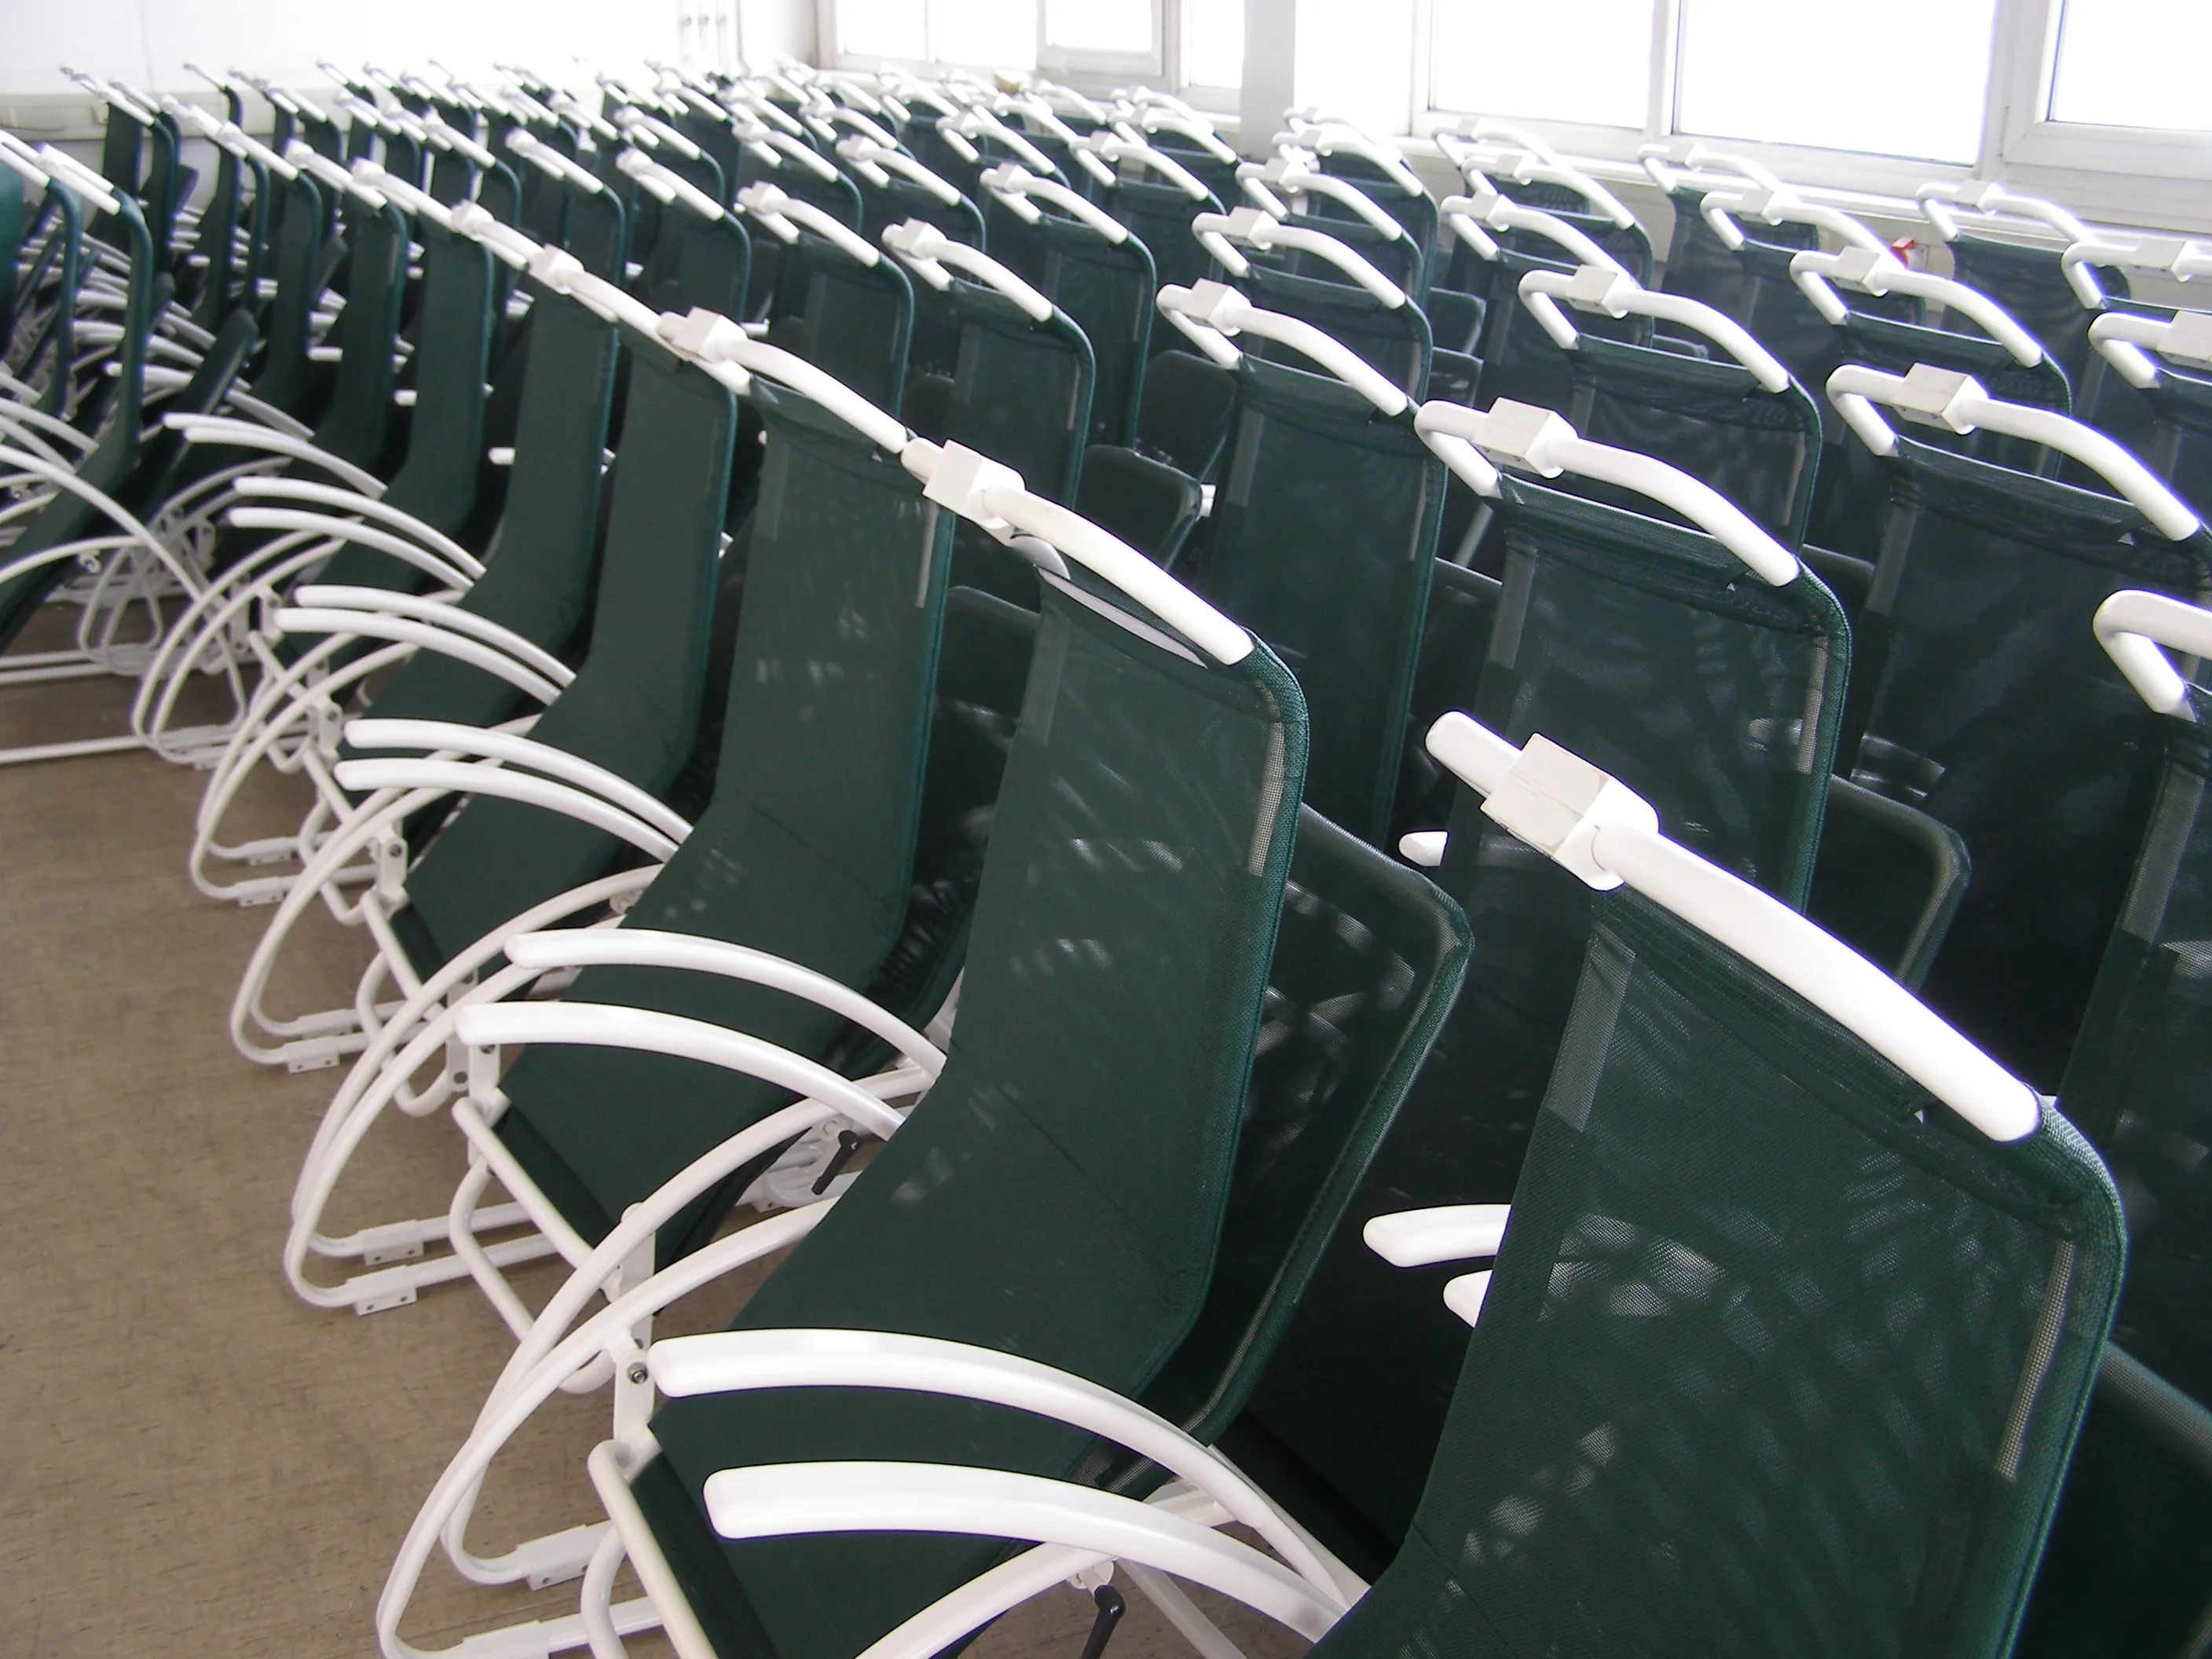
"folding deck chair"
444,718,2111,1659
2014,591,2212,1659
1068,127,1224,306
742,183,914,414
1826,364,2212,1091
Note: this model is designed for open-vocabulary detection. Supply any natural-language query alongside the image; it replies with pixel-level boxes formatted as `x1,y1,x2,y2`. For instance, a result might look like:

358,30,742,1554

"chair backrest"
1319,870,2119,1659
1240,474,1850,1563
939,278,1096,506
1472,247,1646,415
308,197,411,473
558,174,628,280
369,218,496,531
639,566,1309,1659
1199,355,1445,843
1244,259,1433,399
1947,233,2115,391
1842,434,2212,1091
762,228,914,412
1658,183,1816,316
635,196,753,321
2136,358,2212,521
1094,174,1223,306
2,181,82,416
493,377,959,1259
1027,210,1156,449
391,334,738,973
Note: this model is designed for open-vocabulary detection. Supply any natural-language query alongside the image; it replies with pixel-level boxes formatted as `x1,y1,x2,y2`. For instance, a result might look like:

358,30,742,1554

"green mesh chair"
1827,364,2212,1093
508,131,629,282
1159,280,1443,845
0,163,83,418
1239,153,1431,302
2017,590,2212,1659
743,184,914,414
1235,397,1856,1566
621,154,753,321
837,137,982,251
2086,309,2212,521
1070,130,1224,310
225,308,738,1070
732,136,865,316
503,718,2109,1659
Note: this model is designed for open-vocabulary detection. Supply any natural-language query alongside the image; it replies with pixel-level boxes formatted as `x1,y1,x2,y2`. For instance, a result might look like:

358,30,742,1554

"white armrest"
1157,280,1409,416
1191,207,1408,310
342,717,692,842
331,759,681,860
1424,713,2042,1142
2094,589,2212,719
1442,184,1626,276
657,308,910,453
1363,1203,1511,1267
1398,830,1446,867
1518,264,1792,394
502,928,943,1077
2089,308,2212,391
883,220,1053,322
1789,247,2044,367
163,414,386,496
735,181,879,266
232,474,478,569
289,584,572,687
978,163,1128,246
222,507,481,588
273,609,562,705
1414,400,1801,584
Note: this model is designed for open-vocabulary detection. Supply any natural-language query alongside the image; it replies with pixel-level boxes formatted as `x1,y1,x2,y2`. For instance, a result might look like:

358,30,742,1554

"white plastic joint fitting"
1466,399,1578,478
1560,263,1639,317
529,245,586,290
2159,311,2212,368
921,442,1026,540
658,305,746,361
1824,244,1899,290
1478,734,1657,892
1180,279,1247,332
1887,364,1988,434
1221,204,1275,241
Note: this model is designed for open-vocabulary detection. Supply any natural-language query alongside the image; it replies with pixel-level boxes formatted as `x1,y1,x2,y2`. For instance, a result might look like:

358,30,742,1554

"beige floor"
0,658,1313,1659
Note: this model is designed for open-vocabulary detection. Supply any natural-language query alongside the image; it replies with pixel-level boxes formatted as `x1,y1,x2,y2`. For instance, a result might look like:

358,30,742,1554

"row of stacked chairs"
3,51,2208,1659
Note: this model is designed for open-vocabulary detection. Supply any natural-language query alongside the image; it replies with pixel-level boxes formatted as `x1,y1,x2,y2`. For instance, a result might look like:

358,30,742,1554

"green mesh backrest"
1439,207,1650,309
764,235,914,413
1391,560,1503,840
1306,884,2120,1659
939,281,1095,503
1658,185,1817,318
1842,434,2212,1090
186,141,244,326
1031,214,1155,447
638,203,752,321
308,200,410,473
637,579,1308,1659
2140,361,2212,520
1835,310,2074,475
1946,234,2119,393
1097,176,1223,305
1284,207,1427,302
560,179,628,280
855,173,983,247
1474,248,1649,415
0,170,24,346
339,287,619,746
1199,355,1445,842
4,185,82,415
1243,479,1850,1562
1569,335,1824,548
1313,155,1438,276
390,339,736,974
1149,135,1242,213
493,382,956,1259
1243,261,1433,397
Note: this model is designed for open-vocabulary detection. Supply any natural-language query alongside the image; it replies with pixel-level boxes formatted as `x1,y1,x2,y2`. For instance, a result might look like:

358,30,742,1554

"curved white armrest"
616,147,727,224
273,610,562,704
502,928,943,1076
30,143,123,218
2089,309,2212,391
1517,265,1791,394
1698,186,1888,258
350,159,453,231
938,105,1056,176
910,441,1252,665
1191,207,1408,309
423,112,500,171
232,475,478,570
1441,183,1626,276
1826,363,2203,542
842,137,963,207
1130,104,1238,164
659,308,911,453
1414,400,1801,584
1280,122,1423,199
2062,234,2212,310
1155,280,1408,416
535,260,665,340
883,220,1053,322
342,717,692,841
1426,713,2041,1141
503,127,604,193
289,584,571,683
1239,155,1404,242
167,99,302,181
452,1003,908,1139
164,415,386,497
1438,134,1635,229
736,181,879,266
979,163,1128,246
1916,181,2086,248
1363,1203,1511,1267
1070,130,1210,201
2095,589,2212,720
331,760,680,860
448,200,545,271
284,141,390,210
223,508,482,588
1789,247,2043,367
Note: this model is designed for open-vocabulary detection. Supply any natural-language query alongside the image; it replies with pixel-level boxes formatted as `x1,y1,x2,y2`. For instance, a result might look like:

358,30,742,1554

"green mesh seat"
1239,460,1851,1566
489,379,959,1262
1289,756,2119,1659
1191,354,1445,844
621,572,1316,1659
2016,596,2212,1658
1837,431,2212,1091
333,284,619,746
385,335,736,975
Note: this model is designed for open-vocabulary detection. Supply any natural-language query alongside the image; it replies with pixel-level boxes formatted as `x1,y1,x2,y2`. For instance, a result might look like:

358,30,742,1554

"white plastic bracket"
921,443,1026,543
1466,399,1578,477
1478,733,1659,891
1884,364,1987,435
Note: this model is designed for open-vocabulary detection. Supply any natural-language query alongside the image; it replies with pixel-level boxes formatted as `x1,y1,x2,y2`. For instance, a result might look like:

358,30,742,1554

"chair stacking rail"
2014,591,2212,1659
1160,280,1444,847
1230,397,1851,1567
1827,365,2212,1092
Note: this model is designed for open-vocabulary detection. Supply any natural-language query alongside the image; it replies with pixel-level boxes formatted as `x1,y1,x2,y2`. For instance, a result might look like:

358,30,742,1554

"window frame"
819,0,1236,101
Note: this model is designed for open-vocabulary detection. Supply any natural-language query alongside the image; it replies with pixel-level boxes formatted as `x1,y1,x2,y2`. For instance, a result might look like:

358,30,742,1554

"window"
1040,0,1159,75
839,0,1038,70
2049,0,2212,131
1430,0,1651,129
1674,0,1999,163
1182,0,1244,92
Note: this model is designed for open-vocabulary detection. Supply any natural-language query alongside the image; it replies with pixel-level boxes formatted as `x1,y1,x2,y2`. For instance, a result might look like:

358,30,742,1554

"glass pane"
841,0,928,58
930,0,1039,66
1046,0,1154,54
1430,0,1652,128
1185,0,1244,88
1675,0,1998,163
2051,0,2212,131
